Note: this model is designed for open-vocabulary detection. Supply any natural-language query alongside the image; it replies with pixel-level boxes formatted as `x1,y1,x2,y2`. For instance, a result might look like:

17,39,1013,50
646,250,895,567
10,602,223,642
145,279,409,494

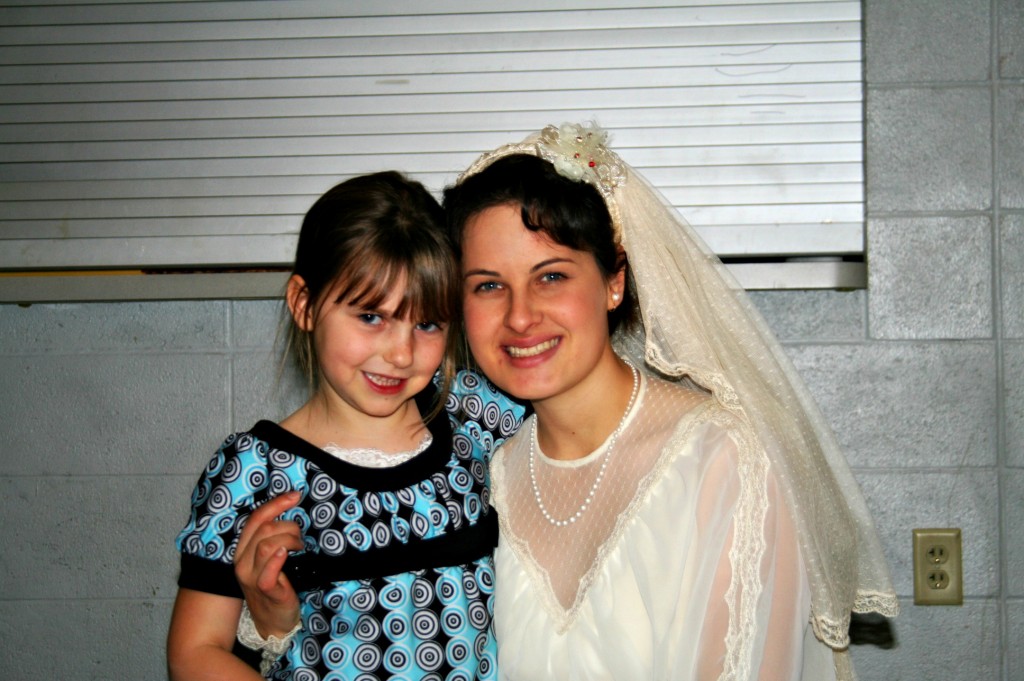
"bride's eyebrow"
463,268,500,279
531,257,574,273
463,257,576,280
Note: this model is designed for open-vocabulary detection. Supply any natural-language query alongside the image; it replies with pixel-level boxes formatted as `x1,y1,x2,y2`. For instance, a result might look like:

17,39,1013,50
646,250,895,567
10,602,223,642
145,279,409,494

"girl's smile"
363,371,406,392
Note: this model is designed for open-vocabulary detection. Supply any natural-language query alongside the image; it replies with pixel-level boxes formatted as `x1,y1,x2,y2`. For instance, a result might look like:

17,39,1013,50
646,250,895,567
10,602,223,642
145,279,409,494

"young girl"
167,171,523,680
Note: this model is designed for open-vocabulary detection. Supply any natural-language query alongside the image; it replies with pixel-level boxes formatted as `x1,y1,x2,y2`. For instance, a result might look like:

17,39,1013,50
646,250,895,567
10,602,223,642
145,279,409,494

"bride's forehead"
464,224,577,263
463,205,550,244
463,202,523,230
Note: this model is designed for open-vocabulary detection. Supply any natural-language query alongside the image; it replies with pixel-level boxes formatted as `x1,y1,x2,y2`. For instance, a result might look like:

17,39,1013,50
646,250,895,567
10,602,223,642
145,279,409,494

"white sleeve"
682,424,835,681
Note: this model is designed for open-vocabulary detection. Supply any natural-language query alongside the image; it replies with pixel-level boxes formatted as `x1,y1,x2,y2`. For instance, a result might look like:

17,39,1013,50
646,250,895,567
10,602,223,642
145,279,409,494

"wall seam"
990,1,1008,679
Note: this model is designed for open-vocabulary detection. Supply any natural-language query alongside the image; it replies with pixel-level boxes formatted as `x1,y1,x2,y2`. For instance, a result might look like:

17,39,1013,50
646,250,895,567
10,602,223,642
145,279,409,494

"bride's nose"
504,289,541,333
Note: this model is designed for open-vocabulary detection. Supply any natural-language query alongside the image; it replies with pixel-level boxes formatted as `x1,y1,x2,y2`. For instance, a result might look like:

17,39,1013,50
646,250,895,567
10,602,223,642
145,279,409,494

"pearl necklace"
528,362,640,527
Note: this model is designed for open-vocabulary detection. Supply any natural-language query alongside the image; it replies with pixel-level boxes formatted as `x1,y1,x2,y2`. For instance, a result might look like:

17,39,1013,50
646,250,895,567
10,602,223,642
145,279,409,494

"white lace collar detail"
532,374,647,469
322,433,433,468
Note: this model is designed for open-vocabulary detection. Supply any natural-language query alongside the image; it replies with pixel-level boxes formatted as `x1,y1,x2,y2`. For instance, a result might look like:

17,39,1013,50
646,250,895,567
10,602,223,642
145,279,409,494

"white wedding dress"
490,372,839,681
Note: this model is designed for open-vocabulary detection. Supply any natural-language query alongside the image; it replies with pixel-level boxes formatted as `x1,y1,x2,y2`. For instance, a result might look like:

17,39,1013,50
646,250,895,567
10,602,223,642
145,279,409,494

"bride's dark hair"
443,153,638,333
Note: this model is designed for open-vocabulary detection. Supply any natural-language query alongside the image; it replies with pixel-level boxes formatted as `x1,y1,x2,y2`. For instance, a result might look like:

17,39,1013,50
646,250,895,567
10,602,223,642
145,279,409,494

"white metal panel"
1,43,862,84
0,102,862,143
0,0,865,294
0,23,860,65
0,82,862,123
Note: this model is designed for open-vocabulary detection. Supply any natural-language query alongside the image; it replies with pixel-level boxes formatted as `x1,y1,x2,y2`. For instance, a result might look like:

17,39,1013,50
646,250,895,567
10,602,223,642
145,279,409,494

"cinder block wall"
0,2,1020,678
850,0,1019,677
0,300,303,677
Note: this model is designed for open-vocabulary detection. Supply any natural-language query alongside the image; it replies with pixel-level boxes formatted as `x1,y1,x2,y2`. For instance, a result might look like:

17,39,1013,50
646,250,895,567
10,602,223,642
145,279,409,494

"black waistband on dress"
283,510,498,591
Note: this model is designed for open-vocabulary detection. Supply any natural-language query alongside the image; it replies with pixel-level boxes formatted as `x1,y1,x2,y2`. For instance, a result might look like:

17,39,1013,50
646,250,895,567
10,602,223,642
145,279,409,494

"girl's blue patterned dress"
175,371,524,681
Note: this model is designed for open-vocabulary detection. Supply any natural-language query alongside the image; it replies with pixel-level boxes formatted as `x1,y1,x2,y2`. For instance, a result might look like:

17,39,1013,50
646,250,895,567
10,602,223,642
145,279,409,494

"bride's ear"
607,249,627,310
286,274,315,332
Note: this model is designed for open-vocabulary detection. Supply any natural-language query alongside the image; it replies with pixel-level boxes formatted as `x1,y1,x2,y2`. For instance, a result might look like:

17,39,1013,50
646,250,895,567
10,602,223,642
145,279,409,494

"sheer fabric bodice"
491,372,837,681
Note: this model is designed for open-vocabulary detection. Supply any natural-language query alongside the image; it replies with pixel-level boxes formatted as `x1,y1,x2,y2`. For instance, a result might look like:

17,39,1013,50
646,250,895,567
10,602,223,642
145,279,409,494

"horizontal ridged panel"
0,1,864,285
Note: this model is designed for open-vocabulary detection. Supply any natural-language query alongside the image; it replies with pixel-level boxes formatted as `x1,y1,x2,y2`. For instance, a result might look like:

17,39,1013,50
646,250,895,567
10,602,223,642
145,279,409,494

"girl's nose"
384,328,414,368
504,290,541,333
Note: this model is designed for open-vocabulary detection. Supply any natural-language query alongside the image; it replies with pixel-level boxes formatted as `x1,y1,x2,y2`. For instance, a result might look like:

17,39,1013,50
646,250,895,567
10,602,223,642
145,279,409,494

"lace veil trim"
715,407,768,681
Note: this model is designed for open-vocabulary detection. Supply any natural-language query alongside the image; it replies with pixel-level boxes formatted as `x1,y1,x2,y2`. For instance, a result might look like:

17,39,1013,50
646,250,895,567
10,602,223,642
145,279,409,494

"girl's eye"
358,313,383,325
416,321,443,333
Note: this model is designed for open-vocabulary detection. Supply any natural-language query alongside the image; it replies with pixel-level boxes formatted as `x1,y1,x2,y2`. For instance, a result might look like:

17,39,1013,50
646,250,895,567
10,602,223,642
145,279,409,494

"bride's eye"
473,281,502,293
539,271,567,284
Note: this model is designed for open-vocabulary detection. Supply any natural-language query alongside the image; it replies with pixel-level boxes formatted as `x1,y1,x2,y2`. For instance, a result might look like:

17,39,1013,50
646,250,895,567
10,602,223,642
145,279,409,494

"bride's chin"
495,372,560,403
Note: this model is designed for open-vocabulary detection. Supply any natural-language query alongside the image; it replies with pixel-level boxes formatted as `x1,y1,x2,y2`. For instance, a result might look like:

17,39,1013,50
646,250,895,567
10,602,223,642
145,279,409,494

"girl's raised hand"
234,490,304,638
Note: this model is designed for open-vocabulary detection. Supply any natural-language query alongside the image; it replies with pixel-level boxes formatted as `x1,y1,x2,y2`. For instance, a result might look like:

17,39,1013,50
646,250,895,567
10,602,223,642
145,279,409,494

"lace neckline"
321,432,433,469
531,374,646,469
494,378,720,633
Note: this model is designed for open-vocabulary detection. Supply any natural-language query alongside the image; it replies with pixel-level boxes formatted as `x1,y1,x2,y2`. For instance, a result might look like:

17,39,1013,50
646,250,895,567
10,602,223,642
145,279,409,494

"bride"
441,123,897,680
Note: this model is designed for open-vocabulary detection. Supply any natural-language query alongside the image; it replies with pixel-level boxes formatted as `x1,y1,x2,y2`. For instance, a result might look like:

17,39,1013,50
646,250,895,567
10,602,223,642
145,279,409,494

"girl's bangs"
332,250,455,325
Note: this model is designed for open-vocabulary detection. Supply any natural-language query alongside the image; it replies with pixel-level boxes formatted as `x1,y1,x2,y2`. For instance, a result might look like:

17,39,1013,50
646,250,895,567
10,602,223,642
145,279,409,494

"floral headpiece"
537,122,627,197
458,121,628,239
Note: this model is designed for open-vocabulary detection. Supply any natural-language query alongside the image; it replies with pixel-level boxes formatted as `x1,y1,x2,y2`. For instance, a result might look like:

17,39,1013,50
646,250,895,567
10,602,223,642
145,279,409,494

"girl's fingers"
256,546,292,595
239,530,302,587
235,491,304,601
235,490,301,557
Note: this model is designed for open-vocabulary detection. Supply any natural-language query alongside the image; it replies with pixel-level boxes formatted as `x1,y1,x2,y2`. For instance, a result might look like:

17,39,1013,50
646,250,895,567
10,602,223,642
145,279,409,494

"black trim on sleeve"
283,511,498,592
177,553,243,599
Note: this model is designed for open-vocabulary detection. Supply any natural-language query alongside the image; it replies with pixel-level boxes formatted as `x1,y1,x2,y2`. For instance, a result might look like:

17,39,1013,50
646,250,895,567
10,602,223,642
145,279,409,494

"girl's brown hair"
286,171,459,412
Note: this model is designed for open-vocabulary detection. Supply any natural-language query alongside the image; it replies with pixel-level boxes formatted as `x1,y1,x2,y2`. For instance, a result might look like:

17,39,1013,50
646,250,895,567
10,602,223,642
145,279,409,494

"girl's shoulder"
198,421,323,488
212,420,304,458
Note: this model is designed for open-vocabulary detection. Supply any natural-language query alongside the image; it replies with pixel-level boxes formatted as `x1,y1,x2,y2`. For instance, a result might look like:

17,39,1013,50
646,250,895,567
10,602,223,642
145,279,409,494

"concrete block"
1009,600,1024,677
864,0,990,82
866,87,992,213
999,87,1024,208
0,353,230,475
0,598,173,679
232,298,287,348
856,470,1000,597
1007,343,1024,468
1007,470,1024,594
0,476,191,600
1003,217,1024,339
850,599,1000,681
1000,0,1024,78
747,289,866,341
231,349,307,430
786,342,997,468
868,216,993,339
0,300,227,354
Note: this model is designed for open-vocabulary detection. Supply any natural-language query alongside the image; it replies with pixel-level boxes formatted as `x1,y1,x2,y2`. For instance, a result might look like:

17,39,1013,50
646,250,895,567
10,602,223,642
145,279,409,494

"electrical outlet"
913,528,962,606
